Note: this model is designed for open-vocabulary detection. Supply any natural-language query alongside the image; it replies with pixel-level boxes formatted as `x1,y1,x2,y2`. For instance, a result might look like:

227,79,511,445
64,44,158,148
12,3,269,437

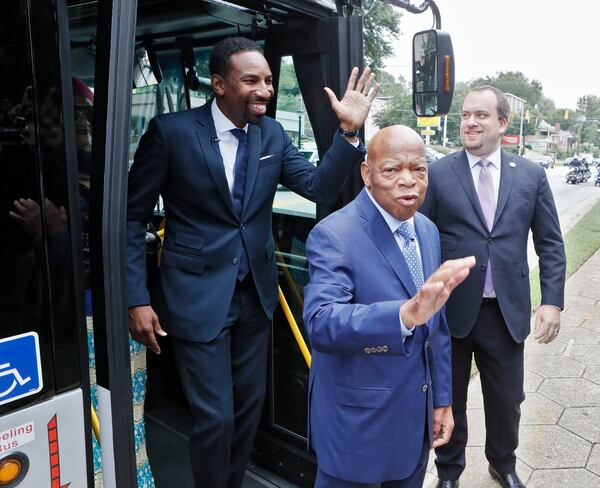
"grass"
471,198,600,376
530,198,600,309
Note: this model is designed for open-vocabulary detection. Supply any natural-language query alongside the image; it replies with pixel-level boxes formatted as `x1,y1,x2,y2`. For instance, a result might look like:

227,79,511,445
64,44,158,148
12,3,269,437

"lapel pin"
509,161,516,168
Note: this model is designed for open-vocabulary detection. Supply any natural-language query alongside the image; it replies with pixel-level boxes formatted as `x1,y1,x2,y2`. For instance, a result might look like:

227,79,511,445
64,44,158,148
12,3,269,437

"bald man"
303,126,475,487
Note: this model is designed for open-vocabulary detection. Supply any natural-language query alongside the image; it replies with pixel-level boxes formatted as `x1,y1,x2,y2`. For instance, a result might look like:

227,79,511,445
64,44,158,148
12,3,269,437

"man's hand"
533,304,561,344
324,67,381,139
401,256,476,328
128,305,167,354
432,406,454,449
9,198,42,239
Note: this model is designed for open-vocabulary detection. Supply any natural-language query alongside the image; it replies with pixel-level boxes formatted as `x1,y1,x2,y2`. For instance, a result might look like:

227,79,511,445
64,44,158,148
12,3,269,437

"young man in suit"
303,125,475,487
126,37,380,488
420,86,566,488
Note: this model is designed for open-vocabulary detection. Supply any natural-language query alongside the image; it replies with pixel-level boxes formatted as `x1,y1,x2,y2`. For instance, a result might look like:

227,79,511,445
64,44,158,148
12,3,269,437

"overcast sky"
383,0,599,109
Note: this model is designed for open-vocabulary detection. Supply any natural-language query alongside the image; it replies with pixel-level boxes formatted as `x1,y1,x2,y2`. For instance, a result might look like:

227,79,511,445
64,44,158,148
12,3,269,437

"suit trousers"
435,299,525,480
170,276,270,488
314,436,429,488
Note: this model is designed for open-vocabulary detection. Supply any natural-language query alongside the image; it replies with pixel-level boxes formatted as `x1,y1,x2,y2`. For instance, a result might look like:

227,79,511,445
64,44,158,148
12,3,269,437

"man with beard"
126,37,380,488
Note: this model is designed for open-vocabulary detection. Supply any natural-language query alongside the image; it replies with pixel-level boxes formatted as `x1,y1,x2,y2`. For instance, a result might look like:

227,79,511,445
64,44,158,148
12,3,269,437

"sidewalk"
424,249,600,487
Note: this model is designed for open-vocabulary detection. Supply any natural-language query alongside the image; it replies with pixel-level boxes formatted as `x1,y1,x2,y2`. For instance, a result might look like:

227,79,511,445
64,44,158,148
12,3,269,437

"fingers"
360,71,375,96
345,66,359,93
432,423,453,448
323,87,339,107
128,305,166,354
367,82,382,102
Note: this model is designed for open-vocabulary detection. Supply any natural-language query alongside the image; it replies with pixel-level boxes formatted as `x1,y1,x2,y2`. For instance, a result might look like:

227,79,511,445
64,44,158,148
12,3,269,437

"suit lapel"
242,123,261,215
493,150,518,227
195,103,236,217
450,150,489,230
356,190,417,297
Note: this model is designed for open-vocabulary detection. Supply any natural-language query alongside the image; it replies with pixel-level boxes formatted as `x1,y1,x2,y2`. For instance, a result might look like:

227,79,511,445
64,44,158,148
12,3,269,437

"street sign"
417,116,440,127
502,134,520,145
421,129,435,136
0,332,43,406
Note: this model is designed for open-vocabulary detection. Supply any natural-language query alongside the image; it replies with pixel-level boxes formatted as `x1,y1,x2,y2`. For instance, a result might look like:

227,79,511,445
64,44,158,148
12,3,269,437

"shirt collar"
211,98,248,135
365,189,414,234
466,146,502,169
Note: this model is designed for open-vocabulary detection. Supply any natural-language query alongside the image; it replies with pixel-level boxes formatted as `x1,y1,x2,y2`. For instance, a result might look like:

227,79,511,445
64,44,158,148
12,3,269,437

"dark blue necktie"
230,128,249,280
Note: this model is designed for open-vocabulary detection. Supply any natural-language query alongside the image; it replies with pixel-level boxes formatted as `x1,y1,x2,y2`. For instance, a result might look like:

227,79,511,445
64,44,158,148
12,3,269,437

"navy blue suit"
303,189,452,485
126,101,365,487
420,149,566,479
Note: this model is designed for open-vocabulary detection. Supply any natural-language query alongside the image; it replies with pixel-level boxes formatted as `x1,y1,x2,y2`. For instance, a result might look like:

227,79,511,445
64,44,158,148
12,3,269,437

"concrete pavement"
424,249,600,487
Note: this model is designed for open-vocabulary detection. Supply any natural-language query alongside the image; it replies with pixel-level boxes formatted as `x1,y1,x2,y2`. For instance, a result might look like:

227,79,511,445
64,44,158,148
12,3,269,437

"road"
528,165,600,266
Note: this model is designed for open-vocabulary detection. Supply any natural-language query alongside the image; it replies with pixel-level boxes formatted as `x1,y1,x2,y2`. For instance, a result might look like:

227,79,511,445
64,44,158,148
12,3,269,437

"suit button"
364,347,371,354
480,264,487,271
488,239,494,245
424,341,430,349
422,384,428,392
382,345,388,352
376,346,384,353
233,257,239,265
241,224,246,231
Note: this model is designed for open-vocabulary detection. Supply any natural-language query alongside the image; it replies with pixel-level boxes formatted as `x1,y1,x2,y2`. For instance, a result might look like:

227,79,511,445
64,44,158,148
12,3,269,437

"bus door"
0,0,93,486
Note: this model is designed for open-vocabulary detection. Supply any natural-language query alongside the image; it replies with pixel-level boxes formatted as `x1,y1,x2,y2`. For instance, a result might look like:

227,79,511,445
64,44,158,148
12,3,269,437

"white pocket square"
259,154,274,160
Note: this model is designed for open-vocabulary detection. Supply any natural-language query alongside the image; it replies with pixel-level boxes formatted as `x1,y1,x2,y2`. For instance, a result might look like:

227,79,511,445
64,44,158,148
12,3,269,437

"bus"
0,1,453,486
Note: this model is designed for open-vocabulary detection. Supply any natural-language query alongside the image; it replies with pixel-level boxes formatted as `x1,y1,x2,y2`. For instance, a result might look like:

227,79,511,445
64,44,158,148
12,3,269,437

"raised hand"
401,256,476,327
324,67,381,134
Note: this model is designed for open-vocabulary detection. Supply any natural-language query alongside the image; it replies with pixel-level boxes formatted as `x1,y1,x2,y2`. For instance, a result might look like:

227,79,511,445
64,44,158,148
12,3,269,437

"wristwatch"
338,127,359,138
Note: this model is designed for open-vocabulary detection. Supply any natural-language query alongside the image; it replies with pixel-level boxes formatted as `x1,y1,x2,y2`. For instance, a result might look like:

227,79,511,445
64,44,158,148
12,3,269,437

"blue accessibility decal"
0,332,43,406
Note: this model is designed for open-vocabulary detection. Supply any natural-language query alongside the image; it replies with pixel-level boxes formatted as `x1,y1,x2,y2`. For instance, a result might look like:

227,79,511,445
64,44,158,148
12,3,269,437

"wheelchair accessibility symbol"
0,332,43,406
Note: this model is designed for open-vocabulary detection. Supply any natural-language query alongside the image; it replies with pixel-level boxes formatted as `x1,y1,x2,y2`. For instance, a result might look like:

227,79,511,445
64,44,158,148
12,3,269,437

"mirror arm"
383,0,442,29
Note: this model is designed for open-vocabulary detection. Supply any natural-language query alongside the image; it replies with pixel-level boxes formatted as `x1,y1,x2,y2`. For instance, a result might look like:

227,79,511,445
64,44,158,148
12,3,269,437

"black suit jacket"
126,102,365,342
420,149,566,342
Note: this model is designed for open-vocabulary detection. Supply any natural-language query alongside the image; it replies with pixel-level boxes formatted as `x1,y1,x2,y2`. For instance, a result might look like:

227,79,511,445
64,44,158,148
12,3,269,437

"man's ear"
360,161,371,189
211,74,225,96
499,117,509,134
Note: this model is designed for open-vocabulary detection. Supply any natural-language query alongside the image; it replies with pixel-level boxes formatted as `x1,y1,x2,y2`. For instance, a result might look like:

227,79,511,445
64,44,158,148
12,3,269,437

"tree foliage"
361,1,402,72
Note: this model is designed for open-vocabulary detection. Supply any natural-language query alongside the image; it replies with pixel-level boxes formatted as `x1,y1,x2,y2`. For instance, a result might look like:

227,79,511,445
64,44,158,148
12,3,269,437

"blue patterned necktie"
230,128,249,280
396,221,424,291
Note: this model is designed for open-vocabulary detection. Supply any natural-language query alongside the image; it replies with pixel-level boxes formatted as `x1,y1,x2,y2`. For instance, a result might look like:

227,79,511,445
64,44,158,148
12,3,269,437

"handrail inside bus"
154,228,311,367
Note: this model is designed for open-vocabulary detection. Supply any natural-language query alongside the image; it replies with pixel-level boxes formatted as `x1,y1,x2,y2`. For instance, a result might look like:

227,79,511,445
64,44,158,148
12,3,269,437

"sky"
383,0,600,109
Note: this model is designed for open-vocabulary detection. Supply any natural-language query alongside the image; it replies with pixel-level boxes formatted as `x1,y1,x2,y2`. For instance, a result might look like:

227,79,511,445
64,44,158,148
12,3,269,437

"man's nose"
396,168,415,186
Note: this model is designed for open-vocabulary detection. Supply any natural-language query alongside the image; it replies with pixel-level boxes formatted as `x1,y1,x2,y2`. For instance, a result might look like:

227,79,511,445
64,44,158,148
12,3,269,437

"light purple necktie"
477,159,496,295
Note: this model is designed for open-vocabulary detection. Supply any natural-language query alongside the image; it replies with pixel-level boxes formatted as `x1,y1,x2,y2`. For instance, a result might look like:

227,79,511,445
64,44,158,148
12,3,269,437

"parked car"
425,146,445,163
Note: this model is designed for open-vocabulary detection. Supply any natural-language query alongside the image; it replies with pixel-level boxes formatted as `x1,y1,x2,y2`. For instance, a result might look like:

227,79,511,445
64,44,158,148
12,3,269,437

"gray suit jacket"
420,149,566,342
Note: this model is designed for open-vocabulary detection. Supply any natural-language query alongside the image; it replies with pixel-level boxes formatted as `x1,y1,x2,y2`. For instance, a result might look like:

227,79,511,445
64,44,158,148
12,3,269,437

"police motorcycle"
595,167,600,186
566,159,582,184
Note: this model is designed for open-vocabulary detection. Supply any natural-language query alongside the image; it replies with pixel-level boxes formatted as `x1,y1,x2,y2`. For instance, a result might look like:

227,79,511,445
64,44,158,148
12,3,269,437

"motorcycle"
595,169,600,187
566,168,581,184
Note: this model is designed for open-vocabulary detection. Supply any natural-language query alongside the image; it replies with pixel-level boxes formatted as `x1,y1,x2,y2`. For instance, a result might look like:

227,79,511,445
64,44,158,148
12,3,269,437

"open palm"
325,67,381,132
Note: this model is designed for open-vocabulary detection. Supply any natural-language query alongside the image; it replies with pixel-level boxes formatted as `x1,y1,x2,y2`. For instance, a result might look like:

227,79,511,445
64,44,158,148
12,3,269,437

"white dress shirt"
466,146,502,207
211,99,248,193
366,189,421,339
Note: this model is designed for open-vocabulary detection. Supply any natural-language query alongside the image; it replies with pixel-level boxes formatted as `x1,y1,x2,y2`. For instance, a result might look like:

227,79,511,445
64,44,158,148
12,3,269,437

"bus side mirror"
133,47,162,88
412,29,454,116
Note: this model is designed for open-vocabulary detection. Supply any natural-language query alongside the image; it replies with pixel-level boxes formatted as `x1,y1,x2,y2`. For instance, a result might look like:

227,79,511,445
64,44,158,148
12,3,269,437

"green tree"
275,58,301,112
372,73,417,130
361,1,402,72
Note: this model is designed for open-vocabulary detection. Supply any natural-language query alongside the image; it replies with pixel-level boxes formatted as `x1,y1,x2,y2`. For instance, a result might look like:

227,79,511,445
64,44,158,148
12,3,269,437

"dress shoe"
436,480,459,488
488,464,526,488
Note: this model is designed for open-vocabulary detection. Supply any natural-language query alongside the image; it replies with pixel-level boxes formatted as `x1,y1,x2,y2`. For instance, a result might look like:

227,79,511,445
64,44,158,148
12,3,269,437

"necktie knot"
396,221,415,242
478,158,491,169
230,128,247,142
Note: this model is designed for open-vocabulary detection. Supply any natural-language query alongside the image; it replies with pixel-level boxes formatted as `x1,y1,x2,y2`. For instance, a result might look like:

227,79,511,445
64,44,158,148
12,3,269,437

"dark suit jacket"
420,149,566,342
126,102,365,342
303,189,452,483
